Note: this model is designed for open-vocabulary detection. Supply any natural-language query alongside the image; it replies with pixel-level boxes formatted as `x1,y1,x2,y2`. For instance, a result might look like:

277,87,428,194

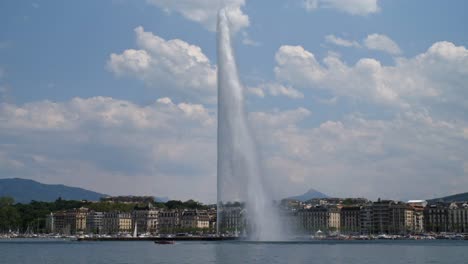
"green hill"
428,192,468,203
0,178,106,203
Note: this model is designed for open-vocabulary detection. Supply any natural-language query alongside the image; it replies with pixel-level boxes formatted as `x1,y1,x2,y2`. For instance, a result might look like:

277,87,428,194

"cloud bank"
275,41,468,109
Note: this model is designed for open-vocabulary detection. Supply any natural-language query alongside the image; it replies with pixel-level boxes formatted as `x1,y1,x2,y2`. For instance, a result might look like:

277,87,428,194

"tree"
0,197,15,207
0,197,20,232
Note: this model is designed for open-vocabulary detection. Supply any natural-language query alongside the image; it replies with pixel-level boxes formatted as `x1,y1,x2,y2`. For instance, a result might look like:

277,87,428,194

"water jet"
216,8,284,241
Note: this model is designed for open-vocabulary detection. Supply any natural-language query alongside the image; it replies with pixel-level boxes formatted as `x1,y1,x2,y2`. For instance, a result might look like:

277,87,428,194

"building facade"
158,210,180,233
447,202,468,233
131,204,159,235
102,211,132,234
180,210,210,230
217,206,245,234
86,211,103,234
298,206,340,233
340,206,360,234
425,203,449,233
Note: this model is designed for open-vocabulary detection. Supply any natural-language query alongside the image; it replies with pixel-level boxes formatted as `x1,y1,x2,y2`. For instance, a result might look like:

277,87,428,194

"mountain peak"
286,188,329,202
305,188,320,194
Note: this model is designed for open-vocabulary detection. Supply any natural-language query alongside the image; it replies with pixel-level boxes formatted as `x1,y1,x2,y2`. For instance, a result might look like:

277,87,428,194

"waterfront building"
424,203,449,232
389,202,408,234
372,199,392,234
72,208,88,234
86,211,104,234
447,202,468,233
52,207,89,235
132,204,159,234
404,207,414,233
40,197,468,236
53,211,67,234
297,206,340,233
360,204,373,235
158,210,180,233
102,211,132,234
328,207,341,232
298,207,327,233
180,209,210,230
217,206,246,234
407,200,427,233
207,208,217,232
372,200,409,234
412,206,425,233
340,206,361,234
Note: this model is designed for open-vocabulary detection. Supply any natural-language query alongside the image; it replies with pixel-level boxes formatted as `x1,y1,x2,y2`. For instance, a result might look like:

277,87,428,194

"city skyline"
0,0,467,203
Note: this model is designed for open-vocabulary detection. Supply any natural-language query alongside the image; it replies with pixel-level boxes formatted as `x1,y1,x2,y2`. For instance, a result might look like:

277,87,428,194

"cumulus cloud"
250,107,311,129
325,34,361,48
364,33,402,55
107,26,217,102
250,107,468,200
275,41,468,110
146,0,249,32
303,0,380,16
264,40,468,198
0,97,216,201
1,95,467,201
248,83,304,99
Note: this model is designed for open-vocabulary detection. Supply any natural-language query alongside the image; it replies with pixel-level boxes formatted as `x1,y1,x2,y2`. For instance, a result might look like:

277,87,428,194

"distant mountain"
0,178,106,203
428,192,468,203
286,188,329,202
155,196,170,203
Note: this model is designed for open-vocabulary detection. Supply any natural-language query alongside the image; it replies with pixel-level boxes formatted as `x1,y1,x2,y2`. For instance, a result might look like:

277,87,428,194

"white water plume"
216,8,284,241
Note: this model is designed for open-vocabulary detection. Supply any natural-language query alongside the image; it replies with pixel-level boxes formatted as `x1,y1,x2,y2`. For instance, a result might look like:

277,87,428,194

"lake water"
1,239,467,264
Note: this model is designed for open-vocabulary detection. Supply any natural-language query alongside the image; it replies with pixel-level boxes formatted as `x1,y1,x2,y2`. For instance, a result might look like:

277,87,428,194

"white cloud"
247,86,265,98
0,96,217,201
250,108,311,129
267,84,304,99
364,33,402,55
274,41,468,110
0,96,215,131
1,96,466,201
303,0,380,16
146,0,249,32
249,83,304,99
108,49,151,75
242,31,261,47
267,40,468,198
325,34,361,48
250,107,468,200
107,26,217,102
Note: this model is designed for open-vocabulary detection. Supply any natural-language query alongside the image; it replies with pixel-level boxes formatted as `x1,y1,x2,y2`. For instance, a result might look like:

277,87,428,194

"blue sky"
0,0,467,202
